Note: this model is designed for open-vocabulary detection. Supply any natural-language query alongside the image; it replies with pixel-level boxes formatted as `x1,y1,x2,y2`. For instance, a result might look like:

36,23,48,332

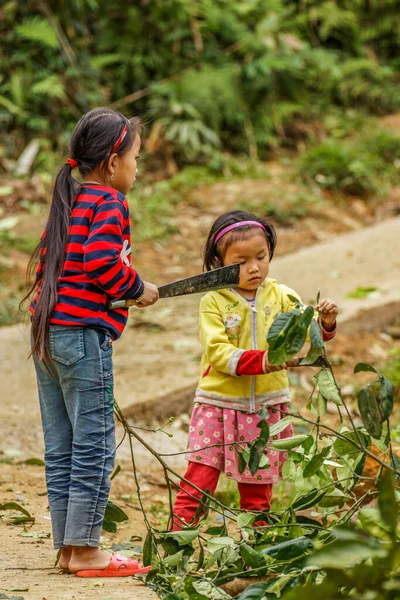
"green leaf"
287,294,303,307
269,416,293,437
378,470,398,535
31,75,65,99
390,453,400,479
237,451,247,474
236,583,274,600
302,434,314,453
268,342,291,366
267,311,298,350
0,502,32,519
237,512,256,529
303,447,330,478
293,488,327,511
299,305,315,329
354,362,380,375
193,580,230,599
310,318,324,347
358,385,382,438
102,519,117,533
194,489,210,521
271,434,309,450
334,431,369,455
204,525,227,536
301,319,325,365
380,376,394,421
143,531,153,566
318,488,350,508
262,536,313,561
249,444,263,476
197,540,205,570
110,464,121,480
207,536,235,554
16,457,45,466
313,368,342,405
347,286,380,299
284,325,308,356
159,529,199,546
282,580,340,600
163,549,185,567
16,16,58,48
307,538,385,569
256,419,270,444
317,392,327,417
0,94,27,116
240,543,266,569
301,343,323,366
104,501,129,523
282,457,296,480
21,530,50,538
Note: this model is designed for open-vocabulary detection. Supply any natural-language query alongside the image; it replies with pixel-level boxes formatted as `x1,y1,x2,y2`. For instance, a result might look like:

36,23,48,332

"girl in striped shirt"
24,108,158,577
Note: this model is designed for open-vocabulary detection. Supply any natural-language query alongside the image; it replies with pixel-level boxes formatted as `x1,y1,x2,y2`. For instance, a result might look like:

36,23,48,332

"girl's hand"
263,353,288,373
135,281,159,308
316,297,338,329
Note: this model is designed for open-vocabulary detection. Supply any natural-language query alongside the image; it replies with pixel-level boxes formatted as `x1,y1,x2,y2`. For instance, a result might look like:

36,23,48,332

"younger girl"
24,108,158,576
173,210,338,527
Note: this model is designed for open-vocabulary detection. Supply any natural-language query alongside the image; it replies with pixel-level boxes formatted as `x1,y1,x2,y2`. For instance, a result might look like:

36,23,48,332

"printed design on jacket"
263,304,271,319
223,311,242,340
120,239,132,267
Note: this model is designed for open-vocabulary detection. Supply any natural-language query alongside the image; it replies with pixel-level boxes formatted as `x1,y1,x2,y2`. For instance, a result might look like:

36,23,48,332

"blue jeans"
33,325,116,549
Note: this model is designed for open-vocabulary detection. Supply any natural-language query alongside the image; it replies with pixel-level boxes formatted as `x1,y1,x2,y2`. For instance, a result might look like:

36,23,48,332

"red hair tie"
67,158,78,169
111,125,128,153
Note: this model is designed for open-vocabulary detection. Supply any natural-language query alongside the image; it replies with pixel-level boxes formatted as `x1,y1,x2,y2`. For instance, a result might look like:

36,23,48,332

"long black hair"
22,107,141,360
203,210,277,271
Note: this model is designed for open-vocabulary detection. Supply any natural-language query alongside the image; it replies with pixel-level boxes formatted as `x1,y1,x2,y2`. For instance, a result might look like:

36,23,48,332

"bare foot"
68,547,111,574
58,546,72,571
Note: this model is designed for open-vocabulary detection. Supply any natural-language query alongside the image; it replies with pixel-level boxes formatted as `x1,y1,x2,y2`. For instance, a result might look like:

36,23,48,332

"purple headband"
214,221,266,244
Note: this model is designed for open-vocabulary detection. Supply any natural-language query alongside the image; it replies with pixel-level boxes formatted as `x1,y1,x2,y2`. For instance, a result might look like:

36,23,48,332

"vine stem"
326,359,366,450
114,403,239,521
278,408,400,476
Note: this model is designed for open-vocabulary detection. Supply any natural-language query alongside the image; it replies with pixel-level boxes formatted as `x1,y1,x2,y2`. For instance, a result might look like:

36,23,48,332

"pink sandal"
75,552,152,578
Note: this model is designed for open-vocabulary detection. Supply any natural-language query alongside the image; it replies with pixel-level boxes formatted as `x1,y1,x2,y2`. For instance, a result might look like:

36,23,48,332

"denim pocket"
49,326,85,366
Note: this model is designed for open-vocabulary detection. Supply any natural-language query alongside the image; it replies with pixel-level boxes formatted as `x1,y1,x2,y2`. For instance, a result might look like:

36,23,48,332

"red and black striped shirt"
30,184,144,339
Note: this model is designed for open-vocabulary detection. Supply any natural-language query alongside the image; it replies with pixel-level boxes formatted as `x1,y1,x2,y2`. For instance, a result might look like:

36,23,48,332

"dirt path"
1,216,399,599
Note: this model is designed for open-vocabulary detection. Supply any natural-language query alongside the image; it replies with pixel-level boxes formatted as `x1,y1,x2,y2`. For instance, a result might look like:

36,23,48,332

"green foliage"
111,323,399,599
298,139,380,195
126,304,398,597
298,127,400,196
1,0,400,168
15,16,58,49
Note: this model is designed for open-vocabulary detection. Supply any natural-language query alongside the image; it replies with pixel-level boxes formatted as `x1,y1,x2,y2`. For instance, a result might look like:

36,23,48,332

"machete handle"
108,297,143,309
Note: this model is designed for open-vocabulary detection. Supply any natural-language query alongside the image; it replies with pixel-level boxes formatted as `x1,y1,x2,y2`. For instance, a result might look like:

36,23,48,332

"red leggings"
172,462,272,530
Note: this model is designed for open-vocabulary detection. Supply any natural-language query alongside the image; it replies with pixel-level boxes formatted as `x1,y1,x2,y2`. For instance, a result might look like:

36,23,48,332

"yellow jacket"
196,278,301,413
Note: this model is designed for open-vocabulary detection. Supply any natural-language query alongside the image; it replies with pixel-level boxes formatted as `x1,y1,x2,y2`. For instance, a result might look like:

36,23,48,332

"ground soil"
1,158,400,598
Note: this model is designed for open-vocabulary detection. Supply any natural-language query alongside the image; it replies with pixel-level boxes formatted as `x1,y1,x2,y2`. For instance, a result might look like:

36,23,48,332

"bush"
298,139,382,195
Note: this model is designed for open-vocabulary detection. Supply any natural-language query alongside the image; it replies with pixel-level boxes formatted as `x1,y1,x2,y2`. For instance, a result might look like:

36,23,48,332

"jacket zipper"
231,286,262,413
249,286,261,413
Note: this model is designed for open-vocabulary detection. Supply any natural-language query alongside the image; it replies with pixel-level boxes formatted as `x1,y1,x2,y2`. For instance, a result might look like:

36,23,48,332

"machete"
108,263,241,309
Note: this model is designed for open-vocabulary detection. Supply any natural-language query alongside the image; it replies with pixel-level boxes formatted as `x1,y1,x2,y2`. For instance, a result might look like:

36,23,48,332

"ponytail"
24,164,78,361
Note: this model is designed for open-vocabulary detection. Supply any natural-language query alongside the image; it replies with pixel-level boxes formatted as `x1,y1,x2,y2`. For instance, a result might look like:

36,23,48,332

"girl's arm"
82,195,144,300
317,298,338,340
